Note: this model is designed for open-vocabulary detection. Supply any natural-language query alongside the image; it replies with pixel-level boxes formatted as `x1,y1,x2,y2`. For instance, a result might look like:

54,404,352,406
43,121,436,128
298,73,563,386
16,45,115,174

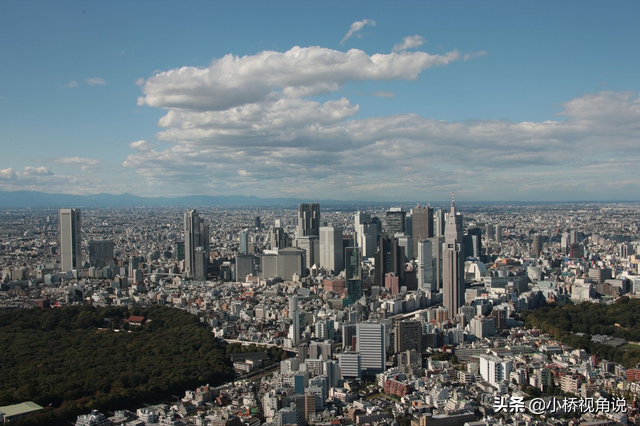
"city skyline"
2,2,640,201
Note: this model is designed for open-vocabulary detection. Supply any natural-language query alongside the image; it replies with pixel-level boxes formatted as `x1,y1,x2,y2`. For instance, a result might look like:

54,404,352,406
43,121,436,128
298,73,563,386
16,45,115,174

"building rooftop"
0,401,44,418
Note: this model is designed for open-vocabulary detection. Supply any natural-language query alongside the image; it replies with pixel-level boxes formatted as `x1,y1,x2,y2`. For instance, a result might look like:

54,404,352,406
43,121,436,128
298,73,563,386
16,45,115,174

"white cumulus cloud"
137,46,462,112
126,45,639,201
0,168,17,180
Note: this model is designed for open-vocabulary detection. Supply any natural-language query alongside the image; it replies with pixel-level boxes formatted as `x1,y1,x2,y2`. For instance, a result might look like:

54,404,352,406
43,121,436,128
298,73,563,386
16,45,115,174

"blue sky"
1,1,640,201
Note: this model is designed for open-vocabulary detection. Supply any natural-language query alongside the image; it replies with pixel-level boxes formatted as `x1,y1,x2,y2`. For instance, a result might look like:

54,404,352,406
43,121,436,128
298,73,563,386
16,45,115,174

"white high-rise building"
288,295,300,347
417,240,434,291
478,355,513,386
319,226,344,273
338,352,362,379
59,208,81,271
354,212,378,258
356,322,386,374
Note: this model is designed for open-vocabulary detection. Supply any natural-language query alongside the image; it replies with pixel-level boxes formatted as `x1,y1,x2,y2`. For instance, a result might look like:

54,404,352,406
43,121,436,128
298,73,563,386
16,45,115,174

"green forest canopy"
523,297,640,368
0,305,235,426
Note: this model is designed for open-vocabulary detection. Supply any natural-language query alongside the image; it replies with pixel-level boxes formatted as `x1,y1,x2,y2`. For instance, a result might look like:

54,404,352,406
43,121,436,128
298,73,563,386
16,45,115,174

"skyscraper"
485,223,494,240
435,209,446,238
289,295,301,347
385,207,406,235
394,320,422,353
417,240,434,291
184,209,210,279
270,227,289,250
411,205,434,258
344,246,363,306
374,235,405,288
495,225,503,243
443,196,465,319
239,230,249,254
319,226,344,273
532,234,543,257
88,240,114,269
354,212,379,257
463,227,482,259
59,208,81,271
356,322,386,375
297,203,320,237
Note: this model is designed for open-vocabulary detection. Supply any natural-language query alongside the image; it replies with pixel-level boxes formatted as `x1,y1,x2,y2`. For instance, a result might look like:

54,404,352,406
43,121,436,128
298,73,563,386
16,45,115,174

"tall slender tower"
59,208,81,271
443,194,465,319
184,209,210,279
289,295,300,347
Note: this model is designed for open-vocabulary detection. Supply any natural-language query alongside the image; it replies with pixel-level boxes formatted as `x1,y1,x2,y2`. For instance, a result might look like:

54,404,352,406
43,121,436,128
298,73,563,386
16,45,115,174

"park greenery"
522,297,640,368
0,305,235,426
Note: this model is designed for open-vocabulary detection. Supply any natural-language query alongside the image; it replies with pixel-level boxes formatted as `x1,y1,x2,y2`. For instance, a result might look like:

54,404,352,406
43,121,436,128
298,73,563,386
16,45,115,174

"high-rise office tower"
270,227,289,250
319,226,344,273
396,234,412,260
394,320,422,353
532,234,543,257
296,236,319,271
184,209,210,279
236,254,256,282
495,225,503,243
288,295,301,347
485,223,494,240
435,209,446,238
463,227,482,259
385,207,406,235
374,235,405,288
239,230,249,254
344,247,363,306
354,212,379,258
570,230,583,245
175,240,185,261
128,256,139,278
443,196,465,319
356,322,386,374
417,240,434,291
560,232,570,255
297,203,320,237
428,236,444,291
88,240,114,269
59,208,81,271
411,205,434,258
277,248,305,280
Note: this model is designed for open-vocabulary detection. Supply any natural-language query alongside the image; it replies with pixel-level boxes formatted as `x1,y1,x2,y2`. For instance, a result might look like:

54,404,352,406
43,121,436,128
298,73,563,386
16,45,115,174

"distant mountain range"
0,190,631,209
0,190,389,209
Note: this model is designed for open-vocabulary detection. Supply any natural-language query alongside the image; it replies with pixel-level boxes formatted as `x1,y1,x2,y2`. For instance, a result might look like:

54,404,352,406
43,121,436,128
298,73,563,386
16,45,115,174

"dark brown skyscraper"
297,203,320,237
411,205,434,258
443,195,465,319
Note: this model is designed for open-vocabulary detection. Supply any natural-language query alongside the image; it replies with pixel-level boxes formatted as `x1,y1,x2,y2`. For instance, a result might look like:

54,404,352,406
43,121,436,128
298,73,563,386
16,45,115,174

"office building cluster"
2,201,640,425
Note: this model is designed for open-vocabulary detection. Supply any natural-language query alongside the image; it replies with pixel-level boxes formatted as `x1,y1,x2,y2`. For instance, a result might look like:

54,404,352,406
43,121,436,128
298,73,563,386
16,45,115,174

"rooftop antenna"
451,192,455,207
